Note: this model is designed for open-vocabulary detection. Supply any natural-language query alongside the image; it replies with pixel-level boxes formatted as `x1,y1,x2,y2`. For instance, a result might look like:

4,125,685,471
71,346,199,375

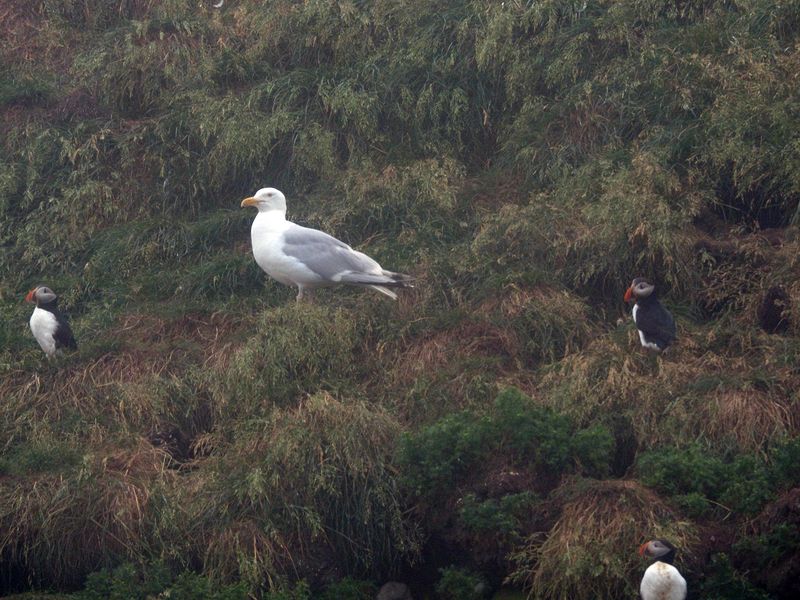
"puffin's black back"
37,297,78,350
634,294,676,350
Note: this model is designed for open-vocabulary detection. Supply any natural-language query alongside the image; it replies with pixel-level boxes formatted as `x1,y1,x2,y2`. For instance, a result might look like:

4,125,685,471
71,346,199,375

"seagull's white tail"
369,285,399,300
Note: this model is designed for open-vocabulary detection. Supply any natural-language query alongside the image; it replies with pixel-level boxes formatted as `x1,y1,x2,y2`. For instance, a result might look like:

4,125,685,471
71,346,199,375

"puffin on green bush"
639,539,687,600
624,277,676,352
241,187,413,301
25,285,77,357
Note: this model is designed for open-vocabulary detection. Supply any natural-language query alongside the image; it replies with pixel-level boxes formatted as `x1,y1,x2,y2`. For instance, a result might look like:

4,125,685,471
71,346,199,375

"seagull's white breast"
250,212,321,287
29,307,58,356
640,562,687,600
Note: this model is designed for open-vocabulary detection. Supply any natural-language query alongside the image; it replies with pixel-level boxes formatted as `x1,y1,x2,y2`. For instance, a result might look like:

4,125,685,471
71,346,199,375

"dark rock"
376,581,413,600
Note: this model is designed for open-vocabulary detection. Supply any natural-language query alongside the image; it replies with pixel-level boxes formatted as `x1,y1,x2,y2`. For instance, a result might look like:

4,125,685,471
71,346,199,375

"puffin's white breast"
29,307,58,356
640,561,687,600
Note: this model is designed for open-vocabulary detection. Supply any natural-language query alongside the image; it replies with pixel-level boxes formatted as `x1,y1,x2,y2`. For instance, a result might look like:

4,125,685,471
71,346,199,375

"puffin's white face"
25,285,57,305
625,277,655,302
241,187,287,213
639,539,674,559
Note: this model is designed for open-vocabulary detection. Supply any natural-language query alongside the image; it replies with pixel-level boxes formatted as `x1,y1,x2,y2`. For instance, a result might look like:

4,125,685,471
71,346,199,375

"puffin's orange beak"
624,287,633,303
25,288,36,303
241,197,258,208
638,541,649,556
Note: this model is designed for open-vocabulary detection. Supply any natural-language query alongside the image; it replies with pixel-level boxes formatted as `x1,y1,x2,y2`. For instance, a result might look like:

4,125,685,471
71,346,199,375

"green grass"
0,0,799,598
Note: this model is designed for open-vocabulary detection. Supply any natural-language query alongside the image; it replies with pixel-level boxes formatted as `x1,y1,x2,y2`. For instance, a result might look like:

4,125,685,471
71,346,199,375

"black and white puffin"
25,285,77,357
624,277,676,352
639,539,687,600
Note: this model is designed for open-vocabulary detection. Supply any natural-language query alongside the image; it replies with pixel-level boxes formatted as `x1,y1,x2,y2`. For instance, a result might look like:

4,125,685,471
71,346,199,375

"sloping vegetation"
1,0,799,598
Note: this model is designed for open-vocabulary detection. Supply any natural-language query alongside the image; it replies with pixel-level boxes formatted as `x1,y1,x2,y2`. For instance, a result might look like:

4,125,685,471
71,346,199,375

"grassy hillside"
1,0,799,598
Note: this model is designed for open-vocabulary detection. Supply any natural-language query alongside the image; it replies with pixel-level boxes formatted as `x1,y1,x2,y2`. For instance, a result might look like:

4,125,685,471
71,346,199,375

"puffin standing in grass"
639,539,687,600
624,277,676,352
25,285,77,357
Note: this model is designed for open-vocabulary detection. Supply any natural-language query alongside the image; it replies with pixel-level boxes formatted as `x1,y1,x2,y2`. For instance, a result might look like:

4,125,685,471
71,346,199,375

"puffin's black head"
624,277,655,303
25,285,58,306
638,539,678,564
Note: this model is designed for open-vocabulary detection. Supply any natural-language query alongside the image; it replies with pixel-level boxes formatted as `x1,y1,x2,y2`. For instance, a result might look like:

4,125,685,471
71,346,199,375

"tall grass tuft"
508,478,696,600
181,393,419,590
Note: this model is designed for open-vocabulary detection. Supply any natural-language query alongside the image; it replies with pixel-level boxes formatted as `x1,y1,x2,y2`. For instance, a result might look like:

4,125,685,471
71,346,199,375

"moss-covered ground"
1,1,799,598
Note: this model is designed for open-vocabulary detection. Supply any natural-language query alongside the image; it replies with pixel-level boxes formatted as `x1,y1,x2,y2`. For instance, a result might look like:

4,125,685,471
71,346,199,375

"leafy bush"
458,492,538,537
435,566,486,600
636,442,798,517
318,577,376,600
78,562,248,600
693,553,773,600
398,388,613,500
398,411,491,497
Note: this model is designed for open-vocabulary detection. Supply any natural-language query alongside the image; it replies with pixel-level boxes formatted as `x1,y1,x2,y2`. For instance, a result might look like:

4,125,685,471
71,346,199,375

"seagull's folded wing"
281,225,384,282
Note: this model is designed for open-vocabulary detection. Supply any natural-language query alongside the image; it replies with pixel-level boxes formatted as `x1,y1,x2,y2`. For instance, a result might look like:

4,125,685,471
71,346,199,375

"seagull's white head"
241,187,287,214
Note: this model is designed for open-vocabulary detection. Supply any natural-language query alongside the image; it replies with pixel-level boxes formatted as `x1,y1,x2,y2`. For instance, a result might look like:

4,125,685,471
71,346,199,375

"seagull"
241,187,413,301
624,277,676,352
25,285,77,357
639,539,687,600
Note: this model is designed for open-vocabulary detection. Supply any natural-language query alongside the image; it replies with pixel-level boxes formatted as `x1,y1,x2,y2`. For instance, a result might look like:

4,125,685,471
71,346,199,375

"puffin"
241,187,413,301
624,277,676,352
25,285,77,357
639,539,687,600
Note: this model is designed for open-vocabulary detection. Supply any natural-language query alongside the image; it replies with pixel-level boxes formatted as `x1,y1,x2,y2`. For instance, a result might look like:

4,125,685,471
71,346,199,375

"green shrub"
490,387,573,469
318,577,376,600
571,424,615,478
435,566,486,600
458,492,538,537
636,444,788,517
398,411,491,497
398,388,613,501
769,437,800,489
693,553,773,600
78,562,248,600
637,444,729,499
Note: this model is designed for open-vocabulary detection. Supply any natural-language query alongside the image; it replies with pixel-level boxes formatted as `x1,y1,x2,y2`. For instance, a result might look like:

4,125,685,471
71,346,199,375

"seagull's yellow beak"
241,197,258,208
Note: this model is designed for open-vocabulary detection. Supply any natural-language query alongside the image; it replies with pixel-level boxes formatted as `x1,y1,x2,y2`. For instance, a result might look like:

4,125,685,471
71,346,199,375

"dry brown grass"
200,519,292,590
0,310,244,410
175,393,417,589
384,320,520,420
509,478,696,600
0,438,173,586
700,390,796,451
539,318,800,453
392,321,520,381
697,229,800,332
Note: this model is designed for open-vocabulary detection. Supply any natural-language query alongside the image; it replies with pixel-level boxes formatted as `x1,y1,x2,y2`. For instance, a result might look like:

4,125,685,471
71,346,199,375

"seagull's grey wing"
282,226,382,282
